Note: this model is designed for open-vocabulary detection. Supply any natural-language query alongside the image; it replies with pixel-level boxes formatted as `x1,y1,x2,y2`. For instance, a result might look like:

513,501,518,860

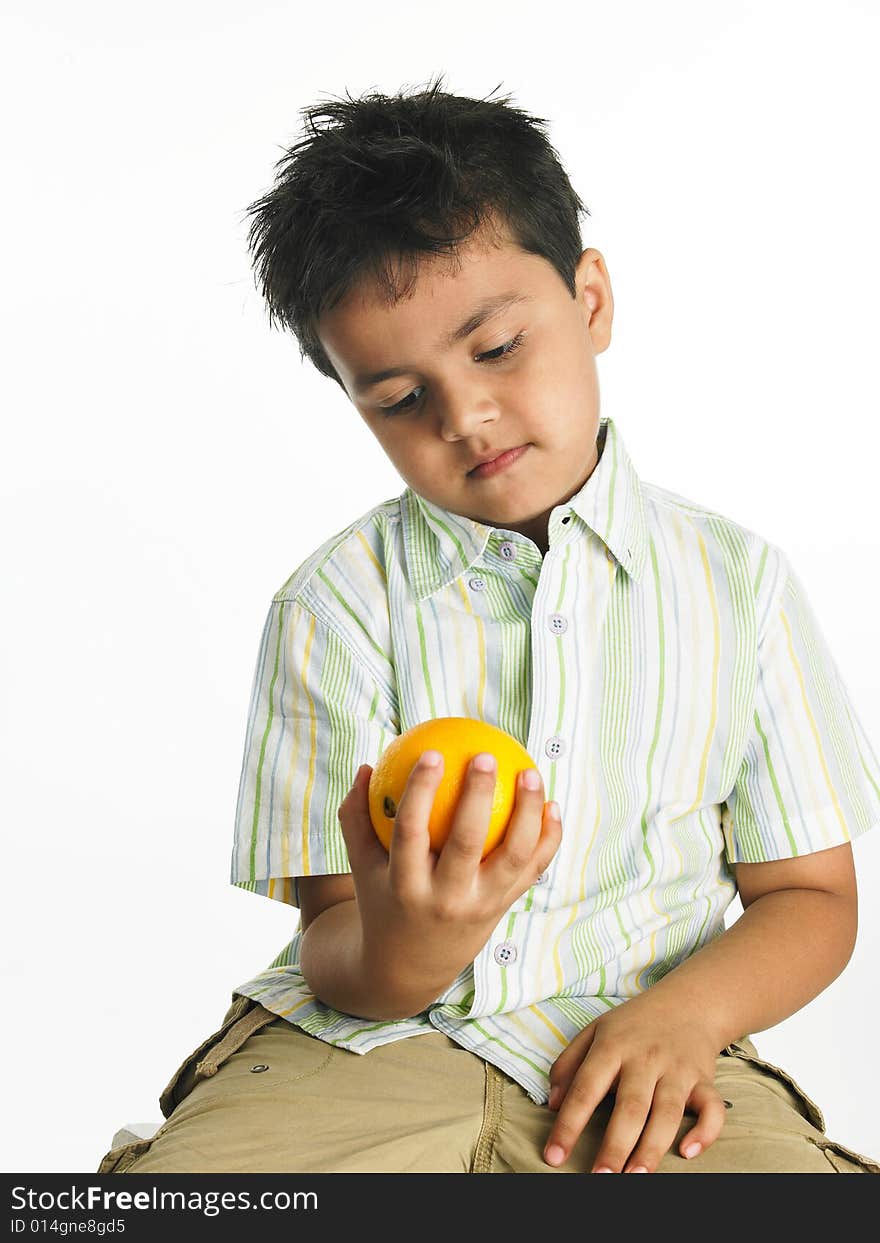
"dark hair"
241,73,590,390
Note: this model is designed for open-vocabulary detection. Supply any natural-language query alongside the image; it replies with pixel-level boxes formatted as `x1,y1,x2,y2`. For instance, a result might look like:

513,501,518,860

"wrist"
358,922,465,1018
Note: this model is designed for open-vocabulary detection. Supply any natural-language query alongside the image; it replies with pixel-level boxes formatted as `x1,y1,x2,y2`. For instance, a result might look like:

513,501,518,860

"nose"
436,382,501,442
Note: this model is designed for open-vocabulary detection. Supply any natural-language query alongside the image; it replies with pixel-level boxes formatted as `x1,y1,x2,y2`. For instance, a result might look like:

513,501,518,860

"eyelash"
380,331,527,416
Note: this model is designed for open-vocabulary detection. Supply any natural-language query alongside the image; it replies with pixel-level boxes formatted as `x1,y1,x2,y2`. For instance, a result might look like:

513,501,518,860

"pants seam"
471,1060,504,1174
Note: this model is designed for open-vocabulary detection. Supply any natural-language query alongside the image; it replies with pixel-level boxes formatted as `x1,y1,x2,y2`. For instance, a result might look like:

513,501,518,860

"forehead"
318,221,558,382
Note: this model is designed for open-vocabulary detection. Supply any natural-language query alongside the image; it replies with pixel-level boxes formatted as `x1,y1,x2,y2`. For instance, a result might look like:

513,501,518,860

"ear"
575,247,613,353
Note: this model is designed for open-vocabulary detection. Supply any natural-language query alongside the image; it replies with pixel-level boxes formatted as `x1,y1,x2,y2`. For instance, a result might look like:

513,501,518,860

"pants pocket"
721,1036,826,1132
721,1037,880,1174
98,1139,155,1175
810,1138,880,1174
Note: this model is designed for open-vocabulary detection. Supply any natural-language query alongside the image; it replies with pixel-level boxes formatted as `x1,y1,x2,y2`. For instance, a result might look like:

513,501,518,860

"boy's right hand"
337,753,563,996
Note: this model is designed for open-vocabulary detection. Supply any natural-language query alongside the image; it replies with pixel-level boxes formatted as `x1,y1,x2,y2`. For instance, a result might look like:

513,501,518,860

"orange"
367,717,538,859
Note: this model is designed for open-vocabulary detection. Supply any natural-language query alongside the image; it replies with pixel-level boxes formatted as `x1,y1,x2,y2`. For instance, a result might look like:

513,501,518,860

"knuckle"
564,1080,595,1110
433,897,460,921
502,847,529,873
652,1096,686,1122
615,1095,650,1120
392,813,422,838
443,832,481,858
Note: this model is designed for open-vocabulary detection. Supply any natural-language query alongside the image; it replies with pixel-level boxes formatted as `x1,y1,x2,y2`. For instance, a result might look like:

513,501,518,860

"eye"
478,332,526,363
382,387,424,416
380,332,527,417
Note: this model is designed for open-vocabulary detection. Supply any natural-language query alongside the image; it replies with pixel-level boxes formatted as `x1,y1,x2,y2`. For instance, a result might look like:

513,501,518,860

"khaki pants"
99,994,880,1174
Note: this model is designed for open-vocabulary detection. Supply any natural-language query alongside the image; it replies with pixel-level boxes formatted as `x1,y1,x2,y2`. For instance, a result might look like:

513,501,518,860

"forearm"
645,889,857,1050
299,898,462,1021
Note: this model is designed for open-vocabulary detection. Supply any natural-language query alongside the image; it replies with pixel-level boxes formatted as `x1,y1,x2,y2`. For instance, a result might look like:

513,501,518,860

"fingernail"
548,1086,560,1110
593,1166,613,1173
473,752,496,772
547,800,561,819
627,1165,648,1173
683,1142,702,1159
420,750,442,768
545,1144,565,1166
522,768,541,790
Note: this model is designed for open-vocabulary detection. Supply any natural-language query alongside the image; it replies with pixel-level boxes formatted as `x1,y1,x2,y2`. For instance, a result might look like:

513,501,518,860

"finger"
481,772,562,894
432,752,500,889
547,1022,598,1112
387,750,443,893
544,1051,619,1168
672,1079,728,1165
616,1076,692,1173
582,1068,657,1173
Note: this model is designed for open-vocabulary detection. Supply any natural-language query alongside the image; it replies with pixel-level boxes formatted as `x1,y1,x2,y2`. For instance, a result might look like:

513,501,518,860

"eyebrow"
352,292,533,393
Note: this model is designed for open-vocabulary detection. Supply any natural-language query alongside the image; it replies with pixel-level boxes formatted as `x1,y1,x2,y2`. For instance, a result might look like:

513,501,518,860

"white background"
2,0,879,1174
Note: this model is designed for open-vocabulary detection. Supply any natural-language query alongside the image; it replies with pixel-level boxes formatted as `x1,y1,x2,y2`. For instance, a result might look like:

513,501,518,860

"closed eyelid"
355,293,534,394
378,332,526,415
380,334,510,401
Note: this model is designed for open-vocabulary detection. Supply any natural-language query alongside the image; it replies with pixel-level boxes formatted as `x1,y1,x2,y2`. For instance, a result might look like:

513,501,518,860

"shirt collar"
400,416,649,602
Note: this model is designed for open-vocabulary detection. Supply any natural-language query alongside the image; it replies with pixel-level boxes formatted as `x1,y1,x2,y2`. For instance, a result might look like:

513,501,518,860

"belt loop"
194,1004,279,1081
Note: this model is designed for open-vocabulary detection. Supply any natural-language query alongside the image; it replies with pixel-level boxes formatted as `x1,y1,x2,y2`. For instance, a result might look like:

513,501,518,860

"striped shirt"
230,415,880,1105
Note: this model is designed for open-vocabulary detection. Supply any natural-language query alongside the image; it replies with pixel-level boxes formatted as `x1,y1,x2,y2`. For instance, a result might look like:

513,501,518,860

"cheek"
387,433,437,476
522,340,585,408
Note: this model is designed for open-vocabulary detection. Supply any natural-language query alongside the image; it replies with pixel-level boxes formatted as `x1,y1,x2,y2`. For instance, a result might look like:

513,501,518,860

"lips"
468,444,529,479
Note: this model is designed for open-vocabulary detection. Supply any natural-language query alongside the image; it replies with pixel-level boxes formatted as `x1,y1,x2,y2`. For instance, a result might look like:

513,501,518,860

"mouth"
468,444,530,479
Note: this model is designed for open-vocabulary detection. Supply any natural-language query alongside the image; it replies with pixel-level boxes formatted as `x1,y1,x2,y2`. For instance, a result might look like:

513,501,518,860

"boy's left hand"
544,991,727,1173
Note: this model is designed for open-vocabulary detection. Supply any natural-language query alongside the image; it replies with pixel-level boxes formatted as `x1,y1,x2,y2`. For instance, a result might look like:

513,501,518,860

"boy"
99,77,880,1174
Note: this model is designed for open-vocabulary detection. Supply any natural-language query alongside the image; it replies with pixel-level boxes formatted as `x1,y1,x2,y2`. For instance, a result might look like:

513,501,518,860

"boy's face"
317,215,613,554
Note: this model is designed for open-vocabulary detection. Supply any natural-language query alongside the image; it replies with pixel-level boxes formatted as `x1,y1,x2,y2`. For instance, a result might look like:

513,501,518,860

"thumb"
338,763,370,809
338,764,384,865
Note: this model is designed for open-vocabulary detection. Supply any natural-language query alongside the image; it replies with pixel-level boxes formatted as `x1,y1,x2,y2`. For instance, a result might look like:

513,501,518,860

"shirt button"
544,736,565,760
499,541,517,560
535,872,548,885
561,515,571,524
494,941,517,965
468,576,486,591
548,613,568,635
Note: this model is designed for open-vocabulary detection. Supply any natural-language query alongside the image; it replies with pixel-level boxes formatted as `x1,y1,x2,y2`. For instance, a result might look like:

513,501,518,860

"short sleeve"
722,550,880,864
230,597,399,906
